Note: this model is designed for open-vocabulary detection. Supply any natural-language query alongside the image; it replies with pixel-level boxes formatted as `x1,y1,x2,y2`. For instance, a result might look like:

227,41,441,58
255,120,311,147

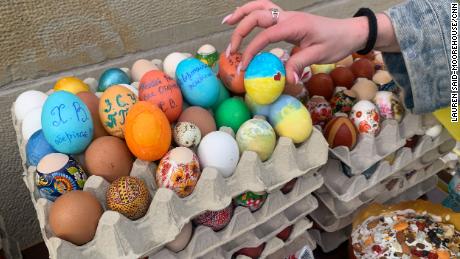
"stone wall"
0,0,404,249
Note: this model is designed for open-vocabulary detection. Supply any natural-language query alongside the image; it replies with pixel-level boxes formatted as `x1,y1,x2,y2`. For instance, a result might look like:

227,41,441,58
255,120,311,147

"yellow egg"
54,77,90,94
311,64,336,74
98,85,137,138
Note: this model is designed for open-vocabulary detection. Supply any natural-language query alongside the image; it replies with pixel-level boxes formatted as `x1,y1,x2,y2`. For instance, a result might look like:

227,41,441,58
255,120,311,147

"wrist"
375,13,400,52
348,16,370,53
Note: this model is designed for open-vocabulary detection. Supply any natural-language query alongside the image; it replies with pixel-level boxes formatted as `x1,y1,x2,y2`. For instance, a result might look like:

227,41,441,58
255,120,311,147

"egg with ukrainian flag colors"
268,95,313,143
236,119,276,161
244,52,285,105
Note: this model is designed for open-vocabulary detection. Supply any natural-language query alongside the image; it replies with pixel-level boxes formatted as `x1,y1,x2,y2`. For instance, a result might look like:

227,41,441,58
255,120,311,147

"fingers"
224,0,280,25
285,46,322,85
230,10,276,54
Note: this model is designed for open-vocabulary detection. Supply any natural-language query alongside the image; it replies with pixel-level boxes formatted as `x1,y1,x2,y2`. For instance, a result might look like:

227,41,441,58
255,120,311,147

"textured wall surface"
0,0,404,249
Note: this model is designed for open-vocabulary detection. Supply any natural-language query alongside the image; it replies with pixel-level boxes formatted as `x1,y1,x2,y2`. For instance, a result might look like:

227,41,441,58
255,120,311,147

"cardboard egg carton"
316,136,455,218
0,217,22,259
330,112,424,176
310,174,439,253
263,231,315,259
11,102,328,259
322,128,454,202
311,159,444,233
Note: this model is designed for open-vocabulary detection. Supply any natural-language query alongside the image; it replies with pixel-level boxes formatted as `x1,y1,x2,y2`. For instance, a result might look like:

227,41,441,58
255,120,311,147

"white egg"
198,131,239,177
22,108,42,141
166,222,193,252
14,90,47,122
163,52,189,79
425,124,443,138
197,44,216,56
83,78,99,92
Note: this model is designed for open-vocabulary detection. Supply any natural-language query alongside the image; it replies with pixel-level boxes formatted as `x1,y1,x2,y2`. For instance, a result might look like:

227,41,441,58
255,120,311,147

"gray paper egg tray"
0,216,22,259
310,174,438,253
11,102,328,259
316,136,456,218
310,158,446,233
322,128,454,203
330,113,424,176
151,195,316,259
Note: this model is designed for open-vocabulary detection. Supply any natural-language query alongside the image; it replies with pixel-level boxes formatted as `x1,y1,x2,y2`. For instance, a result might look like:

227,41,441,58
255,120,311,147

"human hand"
222,0,369,85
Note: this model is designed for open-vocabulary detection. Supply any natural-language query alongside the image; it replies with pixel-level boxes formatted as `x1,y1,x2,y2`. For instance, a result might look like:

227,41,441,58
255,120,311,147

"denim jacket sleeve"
382,0,452,114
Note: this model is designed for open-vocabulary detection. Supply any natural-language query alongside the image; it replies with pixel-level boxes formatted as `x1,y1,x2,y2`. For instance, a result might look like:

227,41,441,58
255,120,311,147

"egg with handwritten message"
244,52,285,105
176,58,220,108
139,70,183,122
99,85,137,138
269,95,313,144
41,91,93,154
218,52,245,94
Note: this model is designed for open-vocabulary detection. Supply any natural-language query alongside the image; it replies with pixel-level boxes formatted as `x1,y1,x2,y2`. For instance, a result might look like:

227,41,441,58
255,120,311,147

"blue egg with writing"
176,58,220,108
98,68,131,92
41,91,93,154
26,130,56,166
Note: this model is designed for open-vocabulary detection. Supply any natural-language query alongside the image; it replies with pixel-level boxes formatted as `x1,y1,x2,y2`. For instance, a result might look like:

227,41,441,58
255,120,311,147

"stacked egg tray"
310,174,440,253
11,101,328,259
0,216,22,259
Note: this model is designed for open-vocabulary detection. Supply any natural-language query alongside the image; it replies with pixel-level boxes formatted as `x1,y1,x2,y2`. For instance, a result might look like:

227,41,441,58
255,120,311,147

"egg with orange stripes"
124,101,172,161
324,116,358,150
244,52,285,105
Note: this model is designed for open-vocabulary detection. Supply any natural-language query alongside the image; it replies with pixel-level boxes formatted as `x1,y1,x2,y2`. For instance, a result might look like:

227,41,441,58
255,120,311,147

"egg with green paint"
244,52,285,105
268,95,313,143
215,97,251,134
195,44,219,68
236,119,276,161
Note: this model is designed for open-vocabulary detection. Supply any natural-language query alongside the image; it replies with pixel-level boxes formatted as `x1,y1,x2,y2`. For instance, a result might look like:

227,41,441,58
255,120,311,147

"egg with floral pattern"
350,100,381,136
156,147,201,198
305,95,332,128
330,88,357,115
193,204,234,231
234,191,268,212
373,91,405,122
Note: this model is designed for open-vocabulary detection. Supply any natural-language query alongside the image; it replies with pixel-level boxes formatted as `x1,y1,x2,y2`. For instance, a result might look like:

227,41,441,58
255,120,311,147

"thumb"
285,46,321,85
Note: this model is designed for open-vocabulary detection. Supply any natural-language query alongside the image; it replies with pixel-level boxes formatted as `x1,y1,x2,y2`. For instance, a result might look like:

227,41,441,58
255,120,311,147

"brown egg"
283,82,306,100
306,73,335,100
330,67,356,89
352,51,375,60
49,191,103,245
351,59,376,80
351,78,378,101
336,55,354,67
131,59,158,82
77,92,108,139
178,106,216,136
85,136,134,182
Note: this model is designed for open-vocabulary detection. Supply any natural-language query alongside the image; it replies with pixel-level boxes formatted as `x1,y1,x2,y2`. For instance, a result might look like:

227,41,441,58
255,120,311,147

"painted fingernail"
226,43,232,58
294,73,300,85
237,63,242,76
221,14,233,24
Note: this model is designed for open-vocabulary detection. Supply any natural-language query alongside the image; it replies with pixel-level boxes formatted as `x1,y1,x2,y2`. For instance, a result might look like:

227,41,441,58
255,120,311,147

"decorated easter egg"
211,80,230,111
330,67,356,89
156,147,201,198
178,106,216,136
373,70,399,94
99,85,137,138
234,243,266,259
244,52,285,105
76,91,108,139
350,100,381,136
196,44,219,68
236,119,276,161
324,116,358,149
198,131,239,177
351,58,375,79
193,204,233,231
163,52,189,80
268,95,313,143
306,73,335,100
106,176,151,220
36,153,88,201
244,94,271,117
41,91,93,154
330,88,357,114
131,59,159,82
54,77,89,94
373,91,405,122
26,130,56,166
22,108,43,141
166,222,193,252
176,58,220,108
351,78,378,101
98,68,131,92
218,52,245,94
173,122,201,147
270,48,290,64
215,97,251,133
49,191,102,246
14,90,47,122
234,191,268,212
306,96,333,128
311,64,336,74
125,101,171,161
139,70,183,122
